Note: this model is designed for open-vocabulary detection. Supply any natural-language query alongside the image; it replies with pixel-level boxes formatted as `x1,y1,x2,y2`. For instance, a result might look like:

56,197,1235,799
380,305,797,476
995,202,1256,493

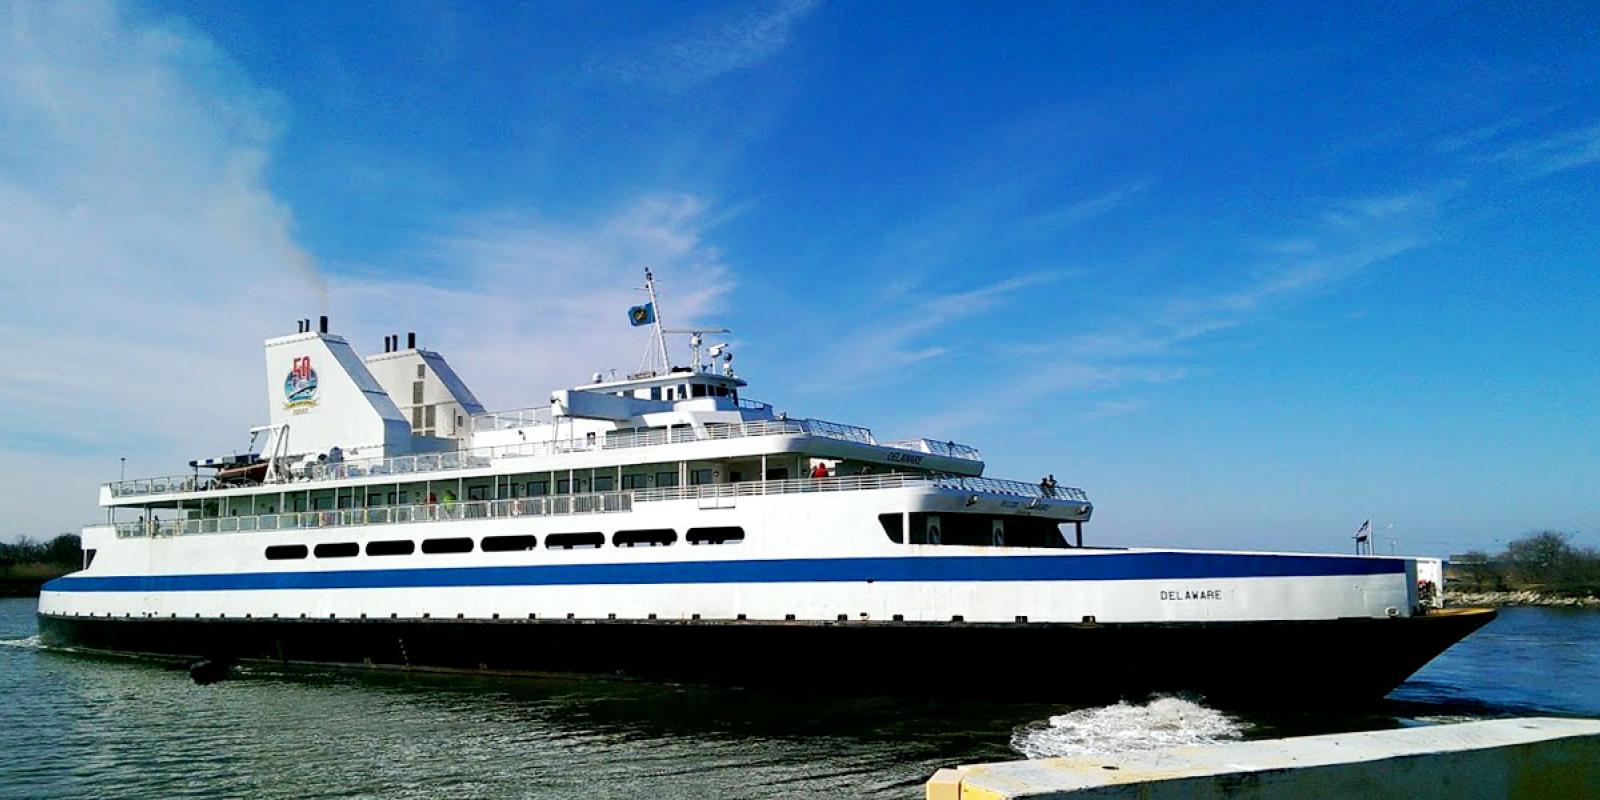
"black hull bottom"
36,609,1495,707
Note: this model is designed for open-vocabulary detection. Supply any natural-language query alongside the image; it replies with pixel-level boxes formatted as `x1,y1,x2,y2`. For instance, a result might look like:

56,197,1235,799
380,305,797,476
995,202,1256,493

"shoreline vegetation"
1448,530,1600,609
0,534,80,598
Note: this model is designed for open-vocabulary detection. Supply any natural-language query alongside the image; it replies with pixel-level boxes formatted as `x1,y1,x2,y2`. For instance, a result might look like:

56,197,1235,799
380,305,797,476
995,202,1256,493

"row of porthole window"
264,527,746,561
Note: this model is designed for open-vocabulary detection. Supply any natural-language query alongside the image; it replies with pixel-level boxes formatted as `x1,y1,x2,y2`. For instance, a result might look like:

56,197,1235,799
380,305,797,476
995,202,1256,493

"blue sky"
1,1,1596,554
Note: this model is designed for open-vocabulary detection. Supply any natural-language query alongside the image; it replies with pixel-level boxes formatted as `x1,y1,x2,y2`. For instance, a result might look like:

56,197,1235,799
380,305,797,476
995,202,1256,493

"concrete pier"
927,717,1600,799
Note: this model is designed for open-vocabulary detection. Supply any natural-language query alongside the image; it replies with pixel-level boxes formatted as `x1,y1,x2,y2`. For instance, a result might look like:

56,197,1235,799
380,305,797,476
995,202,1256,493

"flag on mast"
628,302,656,327
1353,519,1371,543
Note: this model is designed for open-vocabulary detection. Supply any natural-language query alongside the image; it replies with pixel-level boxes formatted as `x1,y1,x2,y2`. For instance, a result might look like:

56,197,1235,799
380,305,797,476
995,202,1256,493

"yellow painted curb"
925,768,963,800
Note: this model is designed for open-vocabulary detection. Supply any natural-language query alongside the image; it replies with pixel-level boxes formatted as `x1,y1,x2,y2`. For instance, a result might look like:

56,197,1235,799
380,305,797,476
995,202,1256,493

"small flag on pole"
1353,519,1371,543
628,303,655,327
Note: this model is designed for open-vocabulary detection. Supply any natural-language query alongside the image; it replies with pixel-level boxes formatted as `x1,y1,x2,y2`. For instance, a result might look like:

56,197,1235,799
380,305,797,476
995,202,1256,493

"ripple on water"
1011,696,1247,759
0,635,44,649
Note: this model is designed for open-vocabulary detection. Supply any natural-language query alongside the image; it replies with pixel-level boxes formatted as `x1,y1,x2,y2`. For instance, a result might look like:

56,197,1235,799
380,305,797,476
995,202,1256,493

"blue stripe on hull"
42,552,1404,593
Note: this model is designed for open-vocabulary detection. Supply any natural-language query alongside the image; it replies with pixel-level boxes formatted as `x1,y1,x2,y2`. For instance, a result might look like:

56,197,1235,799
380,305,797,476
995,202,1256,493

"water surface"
3,599,1594,798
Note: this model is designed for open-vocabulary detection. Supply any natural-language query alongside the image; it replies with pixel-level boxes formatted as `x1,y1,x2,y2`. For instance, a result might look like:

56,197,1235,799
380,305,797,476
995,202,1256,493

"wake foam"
1011,696,1246,759
0,635,45,649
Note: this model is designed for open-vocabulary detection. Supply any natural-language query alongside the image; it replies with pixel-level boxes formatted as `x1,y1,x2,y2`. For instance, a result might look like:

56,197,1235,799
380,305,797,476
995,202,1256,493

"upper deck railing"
472,398,776,433
110,491,632,539
631,473,1088,503
107,416,982,499
470,406,554,431
879,438,984,461
106,473,1085,540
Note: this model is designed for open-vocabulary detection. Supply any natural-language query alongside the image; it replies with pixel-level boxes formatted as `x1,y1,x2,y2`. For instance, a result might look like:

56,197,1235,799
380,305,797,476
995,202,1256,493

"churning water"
1010,696,1246,758
3,598,1597,799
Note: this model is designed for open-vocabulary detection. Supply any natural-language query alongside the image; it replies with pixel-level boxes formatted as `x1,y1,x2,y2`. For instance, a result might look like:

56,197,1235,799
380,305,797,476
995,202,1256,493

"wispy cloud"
1434,115,1536,154
898,191,1438,436
1490,122,1600,177
1027,179,1154,230
798,272,1066,390
0,3,736,537
587,0,821,92
333,195,733,407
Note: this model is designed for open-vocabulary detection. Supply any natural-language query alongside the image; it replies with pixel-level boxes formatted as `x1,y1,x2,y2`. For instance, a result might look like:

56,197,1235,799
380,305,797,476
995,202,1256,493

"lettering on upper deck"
886,452,924,465
1159,589,1223,601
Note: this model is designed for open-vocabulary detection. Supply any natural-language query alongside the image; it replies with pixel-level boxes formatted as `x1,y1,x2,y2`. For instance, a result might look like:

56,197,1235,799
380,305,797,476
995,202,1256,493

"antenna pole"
645,269,671,371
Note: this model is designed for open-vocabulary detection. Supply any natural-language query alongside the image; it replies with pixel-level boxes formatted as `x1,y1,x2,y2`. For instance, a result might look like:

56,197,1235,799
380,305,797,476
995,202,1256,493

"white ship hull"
44,489,1415,625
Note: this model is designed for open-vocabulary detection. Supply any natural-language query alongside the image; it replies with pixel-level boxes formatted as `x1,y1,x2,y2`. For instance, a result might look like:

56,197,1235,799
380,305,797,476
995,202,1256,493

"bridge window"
482,534,538,552
546,532,604,550
904,513,1069,548
878,514,904,544
690,383,708,398
366,539,415,557
266,544,308,560
314,542,359,558
687,526,744,545
421,537,474,554
613,529,676,547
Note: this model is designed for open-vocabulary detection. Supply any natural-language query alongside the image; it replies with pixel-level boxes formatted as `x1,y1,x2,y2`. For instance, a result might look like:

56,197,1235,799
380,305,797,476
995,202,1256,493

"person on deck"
811,463,829,479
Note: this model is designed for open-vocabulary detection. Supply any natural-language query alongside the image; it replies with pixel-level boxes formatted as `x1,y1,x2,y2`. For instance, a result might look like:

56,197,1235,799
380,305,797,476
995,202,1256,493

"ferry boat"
38,273,1493,704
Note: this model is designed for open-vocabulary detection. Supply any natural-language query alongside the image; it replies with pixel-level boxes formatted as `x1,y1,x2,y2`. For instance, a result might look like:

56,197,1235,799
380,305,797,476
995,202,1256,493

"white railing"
113,491,633,539
108,475,214,497
108,417,984,498
471,406,554,432
631,474,1087,503
880,438,984,461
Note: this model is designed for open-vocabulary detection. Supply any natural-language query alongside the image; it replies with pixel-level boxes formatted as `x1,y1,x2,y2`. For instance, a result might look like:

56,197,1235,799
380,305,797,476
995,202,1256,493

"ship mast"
644,268,671,373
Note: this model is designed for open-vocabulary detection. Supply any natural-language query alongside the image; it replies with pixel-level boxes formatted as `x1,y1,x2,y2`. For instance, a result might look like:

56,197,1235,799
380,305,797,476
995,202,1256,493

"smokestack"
407,332,416,349
318,315,329,334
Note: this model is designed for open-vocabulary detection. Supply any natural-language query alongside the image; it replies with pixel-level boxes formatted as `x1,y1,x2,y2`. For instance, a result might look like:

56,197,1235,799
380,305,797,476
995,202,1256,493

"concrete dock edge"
926,717,1600,799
